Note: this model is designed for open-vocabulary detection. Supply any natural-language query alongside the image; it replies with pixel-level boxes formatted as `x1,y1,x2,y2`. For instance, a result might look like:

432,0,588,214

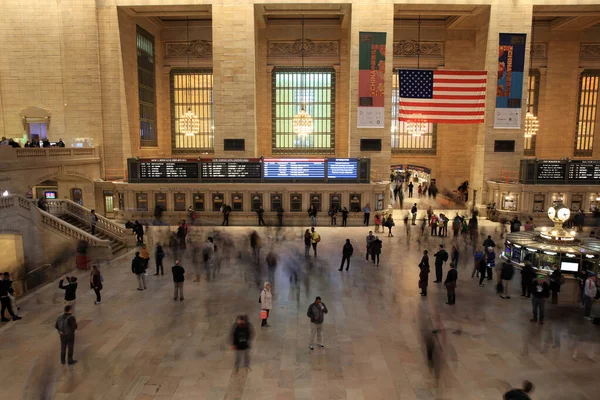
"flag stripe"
401,110,484,116
432,70,487,76
434,79,487,84
401,103,486,109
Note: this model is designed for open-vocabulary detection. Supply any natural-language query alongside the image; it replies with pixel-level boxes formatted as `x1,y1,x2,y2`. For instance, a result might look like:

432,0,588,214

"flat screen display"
511,246,522,262
139,159,199,181
505,246,511,256
327,158,358,179
560,261,579,272
536,161,566,181
567,160,600,182
45,191,57,199
263,159,325,179
200,159,261,180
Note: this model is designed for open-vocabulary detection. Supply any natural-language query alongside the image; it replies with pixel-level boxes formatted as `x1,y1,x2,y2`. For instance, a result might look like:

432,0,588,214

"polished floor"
1,217,599,400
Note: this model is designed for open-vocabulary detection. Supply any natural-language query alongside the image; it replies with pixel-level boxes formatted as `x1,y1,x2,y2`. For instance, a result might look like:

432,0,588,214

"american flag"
398,69,487,124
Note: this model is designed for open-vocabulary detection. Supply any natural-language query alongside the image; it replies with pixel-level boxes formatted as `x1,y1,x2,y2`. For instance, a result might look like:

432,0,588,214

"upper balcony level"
0,146,101,170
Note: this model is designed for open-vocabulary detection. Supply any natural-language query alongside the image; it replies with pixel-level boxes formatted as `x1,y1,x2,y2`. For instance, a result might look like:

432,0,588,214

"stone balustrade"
0,146,98,162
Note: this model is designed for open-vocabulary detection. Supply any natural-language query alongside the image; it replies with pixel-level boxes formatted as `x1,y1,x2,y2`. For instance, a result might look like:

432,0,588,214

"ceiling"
533,5,600,30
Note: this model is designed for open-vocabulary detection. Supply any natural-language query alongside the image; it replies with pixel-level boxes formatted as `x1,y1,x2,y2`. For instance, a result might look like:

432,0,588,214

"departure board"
536,161,566,181
263,159,325,179
200,159,262,180
139,159,199,181
567,160,600,181
327,158,358,179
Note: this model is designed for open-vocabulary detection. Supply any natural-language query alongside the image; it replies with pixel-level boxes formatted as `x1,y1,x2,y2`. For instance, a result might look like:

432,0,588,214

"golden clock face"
547,207,556,220
557,207,571,222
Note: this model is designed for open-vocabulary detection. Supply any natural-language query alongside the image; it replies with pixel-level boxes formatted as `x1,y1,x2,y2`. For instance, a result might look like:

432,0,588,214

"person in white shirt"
583,274,597,320
260,282,272,328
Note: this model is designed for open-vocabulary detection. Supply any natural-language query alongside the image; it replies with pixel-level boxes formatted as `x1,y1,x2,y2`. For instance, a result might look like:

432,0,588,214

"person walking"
231,315,254,372
504,380,534,400
433,245,448,283
477,258,488,286
583,274,597,320
374,213,382,233
341,207,349,227
499,261,515,299
486,246,496,281
308,206,317,227
307,296,328,350
450,244,459,268
418,250,430,296
549,265,562,305
444,263,458,305
256,206,266,226
531,275,549,324
310,227,320,258
472,246,484,278
370,236,382,266
408,182,414,198
250,231,262,263
384,214,395,237
90,265,102,305
222,204,231,226
172,259,185,301
131,251,147,291
260,282,272,328
365,231,375,263
154,244,165,276
266,250,277,284
430,213,439,236
0,272,21,321
483,235,495,250
363,204,371,226
339,239,354,271
89,209,98,235
59,275,78,314
304,229,312,258
277,206,284,227
411,203,418,225
521,256,535,298
140,244,150,271
55,305,78,365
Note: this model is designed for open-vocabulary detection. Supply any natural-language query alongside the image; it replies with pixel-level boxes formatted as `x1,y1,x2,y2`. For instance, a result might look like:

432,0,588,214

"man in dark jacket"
154,244,165,276
504,380,534,400
444,263,458,305
307,296,328,350
231,315,254,372
433,245,448,283
531,275,549,324
132,252,147,290
411,203,418,225
483,235,495,249
171,259,185,301
134,221,144,243
59,276,78,314
256,207,265,226
0,273,21,321
55,305,78,365
222,204,231,226
521,257,535,298
419,250,430,296
339,239,354,271
277,207,284,227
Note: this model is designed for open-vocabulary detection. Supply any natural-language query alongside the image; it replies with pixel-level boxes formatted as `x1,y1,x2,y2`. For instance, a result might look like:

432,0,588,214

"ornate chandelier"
523,111,539,138
179,17,200,137
293,16,313,136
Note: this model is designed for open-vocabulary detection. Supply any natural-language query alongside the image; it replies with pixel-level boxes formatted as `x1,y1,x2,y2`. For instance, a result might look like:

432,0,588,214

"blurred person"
549,264,562,305
277,206,284,226
444,263,458,305
90,265,102,305
531,275,549,325
250,231,262,263
304,229,312,258
203,237,216,281
450,244,459,268
55,305,77,365
339,239,354,271
260,282,272,327
89,209,98,235
231,315,254,372
478,257,488,287
140,244,150,273
329,205,338,226
154,243,165,276
418,250,430,296
266,249,277,284
171,259,185,301
0,272,21,321
472,246,484,278
521,254,535,298
308,205,317,227
310,227,320,258
583,274,597,320
307,296,328,350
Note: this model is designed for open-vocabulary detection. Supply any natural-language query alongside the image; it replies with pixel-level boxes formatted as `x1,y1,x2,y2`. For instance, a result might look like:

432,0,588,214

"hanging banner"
358,32,387,128
494,33,527,129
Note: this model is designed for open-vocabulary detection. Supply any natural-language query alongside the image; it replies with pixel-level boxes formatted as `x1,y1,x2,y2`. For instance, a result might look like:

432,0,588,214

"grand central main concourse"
2,1,600,399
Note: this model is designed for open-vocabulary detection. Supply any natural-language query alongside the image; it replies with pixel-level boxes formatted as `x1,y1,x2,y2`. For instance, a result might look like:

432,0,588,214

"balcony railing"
0,146,99,162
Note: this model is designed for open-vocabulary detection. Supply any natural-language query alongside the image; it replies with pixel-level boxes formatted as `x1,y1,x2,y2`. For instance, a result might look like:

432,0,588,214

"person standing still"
90,209,98,235
549,265,562,305
486,247,496,281
583,274,597,320
370,236,382,266
260,282,272,327
408,182,414,198
339,239,353,271
418,250,430,296
500,261,515,299
90,265,103,305
307,296,328,350
154,244,165,276
363,204,371,226
55,305,78,365
444,263,458,305
131,252,147,290
411,203,418,225
341,207,349,227
231,315,254,372
59,276,78,314
256,206,266,226
311,227,320,258
521,256,535,297
531,275,549,324
304,229,312,258
433,245,448,283
172,259,185,301
365,231,375,263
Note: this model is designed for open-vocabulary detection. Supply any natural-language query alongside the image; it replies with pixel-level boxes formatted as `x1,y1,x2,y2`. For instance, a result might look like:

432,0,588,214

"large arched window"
574,70,600,156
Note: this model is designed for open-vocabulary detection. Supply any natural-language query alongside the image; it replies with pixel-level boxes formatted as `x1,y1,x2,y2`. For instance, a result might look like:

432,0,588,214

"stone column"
212,4,256,157
348,2,394,179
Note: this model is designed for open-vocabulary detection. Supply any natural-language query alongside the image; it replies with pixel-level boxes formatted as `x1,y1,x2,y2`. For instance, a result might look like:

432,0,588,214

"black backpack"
57,315,74,335
443,251,449,262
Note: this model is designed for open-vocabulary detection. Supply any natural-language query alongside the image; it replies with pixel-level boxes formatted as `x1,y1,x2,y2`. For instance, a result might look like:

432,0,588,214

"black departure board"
567,160,600,181
139,159,199,182
200,159,261,180
536,161,566,181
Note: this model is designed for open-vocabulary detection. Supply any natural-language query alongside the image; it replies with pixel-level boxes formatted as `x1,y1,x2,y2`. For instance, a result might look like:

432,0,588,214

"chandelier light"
293,16,313,136
179,17,200,137
523,111,539,138
407,119,428,137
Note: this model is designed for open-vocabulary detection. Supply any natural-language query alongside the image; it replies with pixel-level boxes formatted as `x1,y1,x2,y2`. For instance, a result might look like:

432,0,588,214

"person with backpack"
231,315,254,373
370,236,382,266
339,239,354,271
59,275,78,314
55,305,78,365
259,282,272,328
384,215,395,237
310,227,320,258
433,245,448,283
154,244,165,276
307,296,328,350
90,265,103,305
172,259,185,301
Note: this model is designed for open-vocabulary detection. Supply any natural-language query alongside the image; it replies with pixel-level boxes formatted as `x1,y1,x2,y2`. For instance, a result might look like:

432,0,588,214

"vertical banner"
358,32,387,128
494,33,527,129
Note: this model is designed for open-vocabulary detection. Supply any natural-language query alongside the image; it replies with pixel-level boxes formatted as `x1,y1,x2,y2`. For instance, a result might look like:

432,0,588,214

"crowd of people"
0,136,65,148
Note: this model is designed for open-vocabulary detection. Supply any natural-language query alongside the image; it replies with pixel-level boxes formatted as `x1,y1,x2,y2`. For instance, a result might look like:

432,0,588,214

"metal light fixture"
406,16,426,138
292,15,313,136
179,17,200,137
524,18,539,139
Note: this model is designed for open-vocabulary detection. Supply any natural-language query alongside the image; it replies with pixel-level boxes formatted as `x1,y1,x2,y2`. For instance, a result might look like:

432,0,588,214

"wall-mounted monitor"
560,261,579,272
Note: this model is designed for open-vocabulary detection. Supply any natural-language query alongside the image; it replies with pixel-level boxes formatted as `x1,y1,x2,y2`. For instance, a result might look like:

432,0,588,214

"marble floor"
1,219,599,400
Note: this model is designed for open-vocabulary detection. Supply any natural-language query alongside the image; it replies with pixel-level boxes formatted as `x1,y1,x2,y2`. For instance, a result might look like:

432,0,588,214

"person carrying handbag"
259,282,272,328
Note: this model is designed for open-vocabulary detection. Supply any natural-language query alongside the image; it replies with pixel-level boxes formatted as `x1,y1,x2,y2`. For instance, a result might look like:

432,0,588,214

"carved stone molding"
393,40,443,57
165,41,212,59
268,39,340,58
531,43,547,60
580,43,600,60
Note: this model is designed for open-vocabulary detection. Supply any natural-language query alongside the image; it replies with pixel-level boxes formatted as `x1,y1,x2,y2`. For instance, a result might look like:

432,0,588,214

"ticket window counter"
523,247,540,268
533,194,545,212
551,193,564,208
310,193,322,212
174,193,186,212
330,193,341,211
212,193,224,212
71,188,83,205
103,191,114,217
136,193,148,212
538,250,560,272
231,193,243,211
193,193,205,211
155,193,167,213
375,193,384,211
349,194,361,213
251,193,263,212
570,194,584,212
270,193,282,212
502,194,517,211
290,194,302,212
